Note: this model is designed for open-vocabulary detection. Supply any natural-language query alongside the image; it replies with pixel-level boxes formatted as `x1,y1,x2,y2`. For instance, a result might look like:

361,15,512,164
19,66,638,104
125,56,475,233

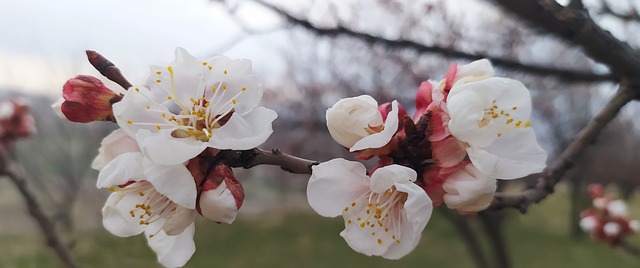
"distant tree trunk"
568,174,586,239
479,210,511,268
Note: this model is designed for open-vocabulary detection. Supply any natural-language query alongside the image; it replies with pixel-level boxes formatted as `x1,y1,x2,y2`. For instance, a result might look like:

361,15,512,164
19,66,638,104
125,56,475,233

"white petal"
451,59,495,86
579,216,598,232
113,87,175,138
369,164,417,193
143,158,197,209
147,48,205,107
603,222,621,237
203,55,262,116
340,193,392,257
199,181,239,224
382,182,432,259
96,152,144,188
307,158,371,217
442,164,497,212
102,192,146,237
326,95,383,148
51,98,66,120
137,129,208,166
146,222,196,268
207,107,277,150
92,129,140,170
350,100,399,152
467,128,547,179
163,206,196,236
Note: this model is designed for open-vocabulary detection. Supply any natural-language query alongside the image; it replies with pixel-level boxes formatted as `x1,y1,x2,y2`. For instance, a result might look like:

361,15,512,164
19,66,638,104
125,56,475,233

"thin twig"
619,240,640,259
251,0,614,83
489,82,637,212
1,159,78,268
220,148,318,174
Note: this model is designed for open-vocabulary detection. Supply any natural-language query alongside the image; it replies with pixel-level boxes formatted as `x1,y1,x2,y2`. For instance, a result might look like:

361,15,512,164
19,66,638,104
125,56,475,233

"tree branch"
86,50,132,90
489,82,637,212
598,2,640,22
251,0,614,83
220,148,319,174
619,240,640,259
1,158,78,268
493,0,640,89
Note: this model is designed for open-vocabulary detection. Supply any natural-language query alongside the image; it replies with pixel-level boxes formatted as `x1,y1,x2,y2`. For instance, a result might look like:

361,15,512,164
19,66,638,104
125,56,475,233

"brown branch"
1,160,78,268
86,50,132,90
251,0,614,83
489,82,637,212
493,0,640,89
220,148,318,175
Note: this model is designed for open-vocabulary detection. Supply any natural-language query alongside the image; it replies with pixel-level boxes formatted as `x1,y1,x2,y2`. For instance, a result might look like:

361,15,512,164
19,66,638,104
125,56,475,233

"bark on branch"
252,0,614,83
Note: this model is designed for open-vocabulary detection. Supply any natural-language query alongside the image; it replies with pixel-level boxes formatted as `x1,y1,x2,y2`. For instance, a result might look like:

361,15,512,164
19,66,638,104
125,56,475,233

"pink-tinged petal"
199,181,239,224
443,63,458,90
351,100,399,152
414,81,433,120
102,192,146,237
443,164,497,212
379,102,406,122
307,158,370,217
467,128,547,179
427,107,451,142
142,158,197,209
136,129,208,166
163,207,196,236
112,86,175,138
92,129,140,170
432,136,466,168
326,95,383,149
146,223,196,268
369,164,416,193
203,55,262,116
96,152,144,188
382,182,432,259
452,59,494,86
207,107,277,150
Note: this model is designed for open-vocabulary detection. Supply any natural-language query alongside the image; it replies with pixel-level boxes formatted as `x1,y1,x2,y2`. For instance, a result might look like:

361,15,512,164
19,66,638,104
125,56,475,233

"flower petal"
350,100,399,152
207,107,277,150
136,129,208,166
143,158,197,209
113,86,175,138
147,48,205,107
467,128,547,179
452,59,495,86
307,158,370,217
203,55,262,116
382,182,432,259
340,193,393,257
92,129,140,170
369,164,417,193
163,206,196,236
102,191,146,237
199,180,239,224
146,222,196,268
442,164,497,212
96,152,144,188
327,95,383,149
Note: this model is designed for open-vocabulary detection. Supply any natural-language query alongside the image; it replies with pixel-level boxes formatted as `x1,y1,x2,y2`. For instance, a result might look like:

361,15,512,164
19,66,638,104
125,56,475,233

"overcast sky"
0,0,286,95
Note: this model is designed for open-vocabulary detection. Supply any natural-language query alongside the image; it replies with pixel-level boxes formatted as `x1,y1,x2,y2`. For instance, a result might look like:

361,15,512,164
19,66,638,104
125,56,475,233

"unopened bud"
197,163,244,224
58,75,122,123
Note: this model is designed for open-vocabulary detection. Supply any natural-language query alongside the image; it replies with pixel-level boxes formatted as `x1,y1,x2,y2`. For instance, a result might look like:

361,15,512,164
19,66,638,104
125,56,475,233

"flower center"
480,99,530,137
343,186,408,246
113,181,177,229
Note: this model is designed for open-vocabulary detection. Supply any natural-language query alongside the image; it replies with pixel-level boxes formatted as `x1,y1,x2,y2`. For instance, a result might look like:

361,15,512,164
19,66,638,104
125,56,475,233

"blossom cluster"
308,59,547,258
55,48,276,267
579,184,639,245
0,99,36,149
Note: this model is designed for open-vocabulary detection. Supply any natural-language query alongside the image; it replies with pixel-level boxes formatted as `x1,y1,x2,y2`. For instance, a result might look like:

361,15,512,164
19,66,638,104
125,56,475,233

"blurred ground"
0,183,639,268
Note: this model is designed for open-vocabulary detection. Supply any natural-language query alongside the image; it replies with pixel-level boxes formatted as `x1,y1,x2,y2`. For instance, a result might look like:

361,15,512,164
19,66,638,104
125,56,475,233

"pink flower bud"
197,163,244,224
60,75,122,123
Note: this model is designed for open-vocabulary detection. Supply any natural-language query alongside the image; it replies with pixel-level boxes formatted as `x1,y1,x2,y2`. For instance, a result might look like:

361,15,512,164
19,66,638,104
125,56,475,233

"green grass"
1,189,640,268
